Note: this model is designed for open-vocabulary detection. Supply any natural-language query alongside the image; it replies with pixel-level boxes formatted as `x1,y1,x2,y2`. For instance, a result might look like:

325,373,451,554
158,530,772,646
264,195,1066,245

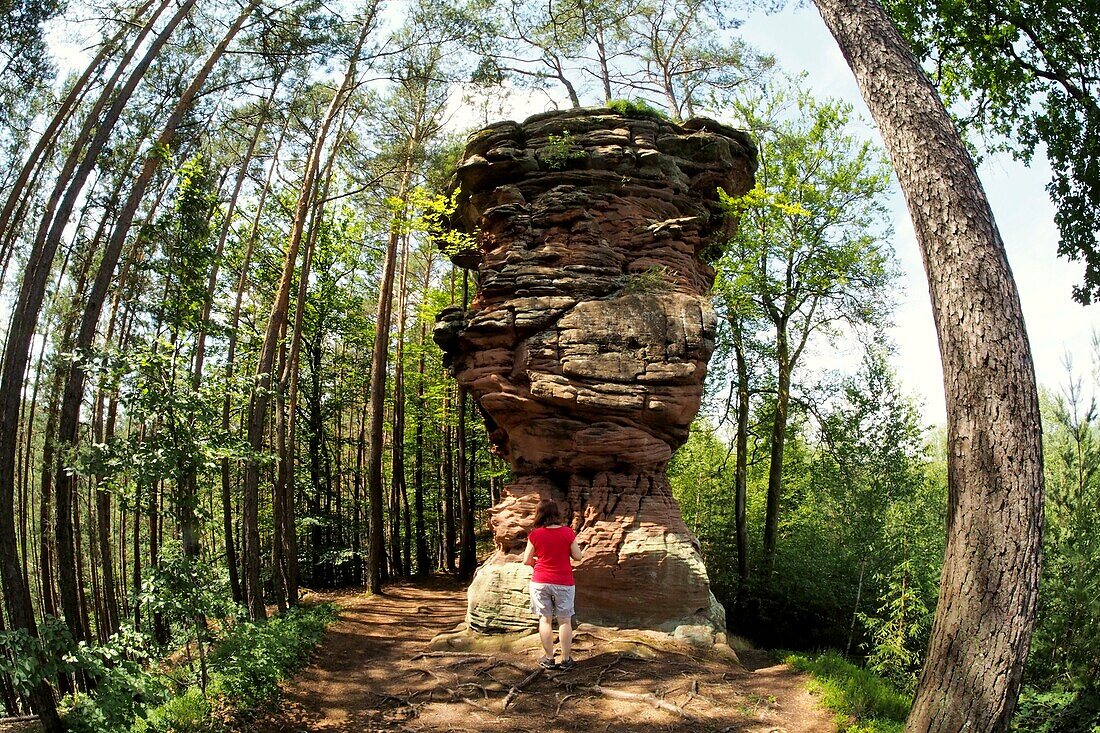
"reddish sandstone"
435,108,756,635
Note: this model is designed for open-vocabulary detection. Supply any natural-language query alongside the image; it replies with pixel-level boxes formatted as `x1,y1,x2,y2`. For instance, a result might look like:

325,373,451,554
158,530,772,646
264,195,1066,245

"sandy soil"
255,577,836,733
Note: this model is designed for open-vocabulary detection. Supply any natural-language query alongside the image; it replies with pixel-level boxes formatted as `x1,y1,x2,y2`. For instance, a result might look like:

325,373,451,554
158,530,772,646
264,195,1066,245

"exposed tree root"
587,685,698,719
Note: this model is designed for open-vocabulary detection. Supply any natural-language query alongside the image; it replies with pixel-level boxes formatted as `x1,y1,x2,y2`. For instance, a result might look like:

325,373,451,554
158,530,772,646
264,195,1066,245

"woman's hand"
522,539,537,567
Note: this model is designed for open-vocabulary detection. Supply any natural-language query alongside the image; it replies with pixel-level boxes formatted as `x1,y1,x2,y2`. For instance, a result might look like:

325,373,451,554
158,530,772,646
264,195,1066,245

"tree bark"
810,1,1044,729
0,0,163,259
221,86,295,607
456,385,476,578
442,372,456,570
353,406,366,584
731,322,751,585
391,232,412,579
367,166,412,592
0,0,194,718
413,251,433,576
278,122,344,603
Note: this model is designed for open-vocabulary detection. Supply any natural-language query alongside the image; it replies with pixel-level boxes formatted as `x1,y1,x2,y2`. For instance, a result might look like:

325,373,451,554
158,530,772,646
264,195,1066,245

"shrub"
138,687,211,733
63,603,336,733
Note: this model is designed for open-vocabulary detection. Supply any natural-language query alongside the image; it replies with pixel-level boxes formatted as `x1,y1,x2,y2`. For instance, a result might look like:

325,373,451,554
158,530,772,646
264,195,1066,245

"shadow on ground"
255,578,834,733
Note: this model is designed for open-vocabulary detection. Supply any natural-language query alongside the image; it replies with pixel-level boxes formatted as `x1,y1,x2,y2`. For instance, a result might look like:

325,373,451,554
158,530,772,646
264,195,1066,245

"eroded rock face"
435,108,756,635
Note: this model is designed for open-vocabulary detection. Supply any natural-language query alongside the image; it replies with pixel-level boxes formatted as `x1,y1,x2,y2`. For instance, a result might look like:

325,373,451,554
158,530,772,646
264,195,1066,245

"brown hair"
533,499,564,528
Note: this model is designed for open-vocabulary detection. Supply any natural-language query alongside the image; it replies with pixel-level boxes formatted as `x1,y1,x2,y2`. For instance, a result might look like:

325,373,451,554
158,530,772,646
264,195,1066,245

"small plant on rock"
620,265,675,294
542,132,586,170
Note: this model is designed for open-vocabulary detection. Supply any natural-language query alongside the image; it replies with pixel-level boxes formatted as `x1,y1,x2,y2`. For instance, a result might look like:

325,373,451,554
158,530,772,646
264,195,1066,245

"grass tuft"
607,98,669,121
786,651,910,733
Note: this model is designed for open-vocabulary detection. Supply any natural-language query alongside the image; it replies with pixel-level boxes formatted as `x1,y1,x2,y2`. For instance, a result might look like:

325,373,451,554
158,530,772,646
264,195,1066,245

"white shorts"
529,582,576,620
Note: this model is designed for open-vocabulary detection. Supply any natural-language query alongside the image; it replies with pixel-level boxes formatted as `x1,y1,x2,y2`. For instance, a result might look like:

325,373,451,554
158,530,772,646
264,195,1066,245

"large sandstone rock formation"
435,107,756,637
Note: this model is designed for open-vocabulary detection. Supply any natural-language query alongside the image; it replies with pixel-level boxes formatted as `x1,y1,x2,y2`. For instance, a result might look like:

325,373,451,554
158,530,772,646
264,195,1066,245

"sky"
734,3,1098,426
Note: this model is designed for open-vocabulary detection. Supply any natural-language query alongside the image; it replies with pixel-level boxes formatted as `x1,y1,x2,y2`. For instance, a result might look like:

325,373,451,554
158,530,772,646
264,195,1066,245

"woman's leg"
539,615,555,659
558,617,573,661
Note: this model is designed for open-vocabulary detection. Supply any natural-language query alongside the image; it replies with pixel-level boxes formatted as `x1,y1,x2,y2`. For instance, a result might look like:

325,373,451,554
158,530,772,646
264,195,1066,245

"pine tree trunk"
353,406,366,584
732,323,751,585
54,0,255,635
97,393,121,638
456,386,475,579
413,255,433,576
278,133,342,603
391,233,411,579
367,159,414,592
368,204,405,591
0,0,165,258
442,386,456,573
762,330,790,575
0,2,194,722
810,1,1044,729
184,72,277,598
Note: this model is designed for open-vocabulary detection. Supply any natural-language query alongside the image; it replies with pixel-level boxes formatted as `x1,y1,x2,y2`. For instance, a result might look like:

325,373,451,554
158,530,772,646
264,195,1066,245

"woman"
523,499,583,670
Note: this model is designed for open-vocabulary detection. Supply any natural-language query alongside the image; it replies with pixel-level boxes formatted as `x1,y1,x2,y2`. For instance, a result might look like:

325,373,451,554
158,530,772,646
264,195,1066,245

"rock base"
466,470,725,636
431,620,739,663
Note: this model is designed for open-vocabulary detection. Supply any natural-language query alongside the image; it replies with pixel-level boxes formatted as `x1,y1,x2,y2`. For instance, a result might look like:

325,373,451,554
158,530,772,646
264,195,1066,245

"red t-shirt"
528,525,576,586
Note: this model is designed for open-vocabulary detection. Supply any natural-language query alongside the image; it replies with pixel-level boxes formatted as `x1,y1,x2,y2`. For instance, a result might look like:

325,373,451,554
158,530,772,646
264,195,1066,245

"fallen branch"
460,696,495,714
502,667,544,711
455,681,491,699
594,653,625,686
680,683,697,711
401,666,447,682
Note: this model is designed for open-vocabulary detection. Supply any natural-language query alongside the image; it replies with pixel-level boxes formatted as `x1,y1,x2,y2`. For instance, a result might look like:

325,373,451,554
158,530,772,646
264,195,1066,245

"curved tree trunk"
221,85,295,606
0,0,162,262
809,1,1044,730
278,120,345,605
413,251,434,576
53,0,258,633
0,5,190,723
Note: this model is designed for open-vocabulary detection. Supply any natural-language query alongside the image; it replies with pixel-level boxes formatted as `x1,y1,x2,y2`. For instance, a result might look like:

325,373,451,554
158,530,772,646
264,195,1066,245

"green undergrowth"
62,603,337,733
786,651,910,733
1013,687,1100,732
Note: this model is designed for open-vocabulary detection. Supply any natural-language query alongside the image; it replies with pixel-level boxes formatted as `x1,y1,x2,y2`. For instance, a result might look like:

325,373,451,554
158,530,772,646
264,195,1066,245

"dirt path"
258,578,835,733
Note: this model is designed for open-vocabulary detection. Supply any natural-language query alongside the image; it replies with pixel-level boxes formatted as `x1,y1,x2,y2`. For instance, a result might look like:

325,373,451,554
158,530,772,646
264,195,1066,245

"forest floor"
254,576,836,733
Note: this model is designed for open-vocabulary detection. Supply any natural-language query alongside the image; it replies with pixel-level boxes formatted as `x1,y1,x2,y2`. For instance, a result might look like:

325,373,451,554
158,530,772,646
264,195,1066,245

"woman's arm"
569,539,583,562
523,539,537,567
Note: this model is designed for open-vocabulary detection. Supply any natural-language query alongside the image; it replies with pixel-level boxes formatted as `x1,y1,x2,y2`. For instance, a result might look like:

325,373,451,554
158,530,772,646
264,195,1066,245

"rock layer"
435,108,756,635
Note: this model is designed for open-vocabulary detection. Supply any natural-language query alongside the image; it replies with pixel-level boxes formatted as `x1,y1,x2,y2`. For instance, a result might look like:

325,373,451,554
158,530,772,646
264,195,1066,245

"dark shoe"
538,657,558,670
557,658,575,671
